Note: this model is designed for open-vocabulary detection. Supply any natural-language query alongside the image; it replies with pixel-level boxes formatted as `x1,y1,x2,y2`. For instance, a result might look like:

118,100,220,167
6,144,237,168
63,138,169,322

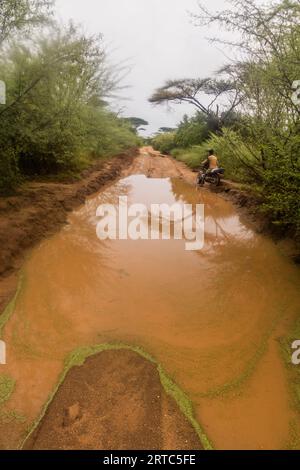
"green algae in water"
0,274,24,338
0,374,15,406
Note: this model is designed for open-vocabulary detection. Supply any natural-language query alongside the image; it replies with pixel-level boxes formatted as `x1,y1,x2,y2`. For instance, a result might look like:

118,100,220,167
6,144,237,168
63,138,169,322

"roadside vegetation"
0,0,141,194
150,0,300,238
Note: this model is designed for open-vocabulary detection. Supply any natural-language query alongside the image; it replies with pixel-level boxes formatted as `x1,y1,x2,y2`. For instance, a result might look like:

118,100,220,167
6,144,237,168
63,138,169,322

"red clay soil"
0,149,137,314
24,349,201,450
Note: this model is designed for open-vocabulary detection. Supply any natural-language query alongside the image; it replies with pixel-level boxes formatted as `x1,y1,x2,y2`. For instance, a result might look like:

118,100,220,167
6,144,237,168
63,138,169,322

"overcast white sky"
55,0,230,136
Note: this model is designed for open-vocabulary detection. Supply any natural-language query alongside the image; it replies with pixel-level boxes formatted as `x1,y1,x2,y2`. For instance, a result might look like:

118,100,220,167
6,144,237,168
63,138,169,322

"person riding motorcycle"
202,149,219,171
198,149,219,185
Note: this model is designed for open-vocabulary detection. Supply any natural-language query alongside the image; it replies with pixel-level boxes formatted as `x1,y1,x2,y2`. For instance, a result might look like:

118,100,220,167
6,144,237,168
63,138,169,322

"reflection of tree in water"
89,179,132,209
63,179,133,264
170,177,234,218
170,177,253,252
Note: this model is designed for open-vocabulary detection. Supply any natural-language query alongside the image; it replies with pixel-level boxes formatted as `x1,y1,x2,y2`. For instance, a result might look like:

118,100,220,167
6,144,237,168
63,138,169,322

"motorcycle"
197,166,225,187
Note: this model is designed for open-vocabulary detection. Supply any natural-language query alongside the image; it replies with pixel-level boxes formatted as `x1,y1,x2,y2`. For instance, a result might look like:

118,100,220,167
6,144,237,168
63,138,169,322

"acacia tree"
158,127,176,133
149,77,242,130
125,117,149,131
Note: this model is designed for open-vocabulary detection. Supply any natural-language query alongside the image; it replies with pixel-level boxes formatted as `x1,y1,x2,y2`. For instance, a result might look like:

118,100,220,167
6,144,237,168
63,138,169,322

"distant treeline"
0,0,141,194
149,0,300,238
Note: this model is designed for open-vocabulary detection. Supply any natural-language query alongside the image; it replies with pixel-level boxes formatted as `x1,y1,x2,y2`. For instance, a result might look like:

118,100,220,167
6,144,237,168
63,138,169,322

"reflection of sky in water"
205,214,253,242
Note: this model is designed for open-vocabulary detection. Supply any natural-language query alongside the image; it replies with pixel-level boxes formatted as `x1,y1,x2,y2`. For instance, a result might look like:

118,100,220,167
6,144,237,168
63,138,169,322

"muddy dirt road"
1,147,300,450
0,150,136,316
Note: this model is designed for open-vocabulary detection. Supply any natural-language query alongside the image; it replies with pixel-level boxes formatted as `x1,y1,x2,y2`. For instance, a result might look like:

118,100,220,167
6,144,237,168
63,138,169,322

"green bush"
170,146,203,169
0,148,20,194
259,133,300,233
174,113,211,148
203,130,257,182
171,129,257,180
0,25,140,192
151,132,176,154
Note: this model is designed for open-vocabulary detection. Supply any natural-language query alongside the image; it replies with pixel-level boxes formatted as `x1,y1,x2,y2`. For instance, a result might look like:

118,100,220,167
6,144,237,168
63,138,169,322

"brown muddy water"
1,173,300,449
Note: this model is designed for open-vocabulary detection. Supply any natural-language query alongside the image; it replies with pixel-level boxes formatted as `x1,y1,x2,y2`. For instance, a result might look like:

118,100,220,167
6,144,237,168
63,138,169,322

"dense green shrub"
174,113,210,148
0,24,140,193
151,132,176,154
0,148,19,193
171,129,256,180
170,146,203,169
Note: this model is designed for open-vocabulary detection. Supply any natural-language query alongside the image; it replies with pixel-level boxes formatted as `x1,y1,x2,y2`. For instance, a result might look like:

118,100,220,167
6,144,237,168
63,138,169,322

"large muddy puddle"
1,174,300,449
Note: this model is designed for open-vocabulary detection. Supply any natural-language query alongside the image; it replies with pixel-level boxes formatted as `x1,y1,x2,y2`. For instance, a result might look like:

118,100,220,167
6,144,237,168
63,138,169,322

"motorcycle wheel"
210,173,220,186
197,175,204,187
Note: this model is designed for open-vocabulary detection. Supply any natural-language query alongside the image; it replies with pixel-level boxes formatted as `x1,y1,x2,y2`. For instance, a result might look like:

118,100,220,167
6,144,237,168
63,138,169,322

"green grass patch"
0,374,26,425
284,420,300,450
0,374,15,406
0,276,28,425
281,316,300,412
0,274,24,338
